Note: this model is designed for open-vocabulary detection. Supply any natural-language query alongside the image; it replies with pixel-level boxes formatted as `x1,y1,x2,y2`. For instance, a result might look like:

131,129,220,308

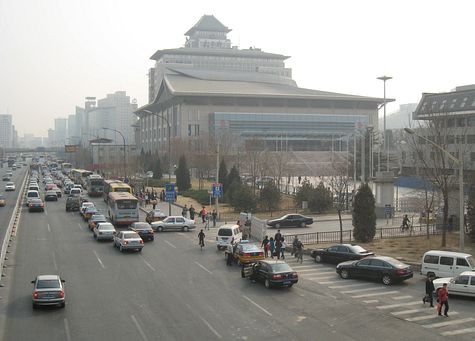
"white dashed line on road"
52,252,58,271
78,223,84,231
131,314,149,341
406,311,459,322
141,257,156,272
441,326,475,336
194,261,212,274
341,286,387,294
64,318,72,341
199,316,222,339
163,240,176,248
242,295,272,317
44,210,48,215
363,299,379,304
352,290,399,299
391,308,428,316
47,223,51,232
93,250,105,269
424,317,475,329
393,295,413,300
328,282,372,289
376,300,420,309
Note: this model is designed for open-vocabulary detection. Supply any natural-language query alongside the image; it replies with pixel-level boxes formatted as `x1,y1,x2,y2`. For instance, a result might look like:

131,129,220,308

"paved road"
1,185,475,340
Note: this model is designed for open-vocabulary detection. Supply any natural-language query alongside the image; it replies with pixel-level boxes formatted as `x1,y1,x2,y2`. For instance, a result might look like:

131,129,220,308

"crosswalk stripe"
328,282,372,289
363,299,379,304
318,280,341,285
391,308,429,316
291,265,325,269
406,311,459,322
341,287,387,294
352,290,399,299
305,276,336,281
297,269,334,274
441,327,475,336
393,295,413,300
377,301,421,310
423,317,475,329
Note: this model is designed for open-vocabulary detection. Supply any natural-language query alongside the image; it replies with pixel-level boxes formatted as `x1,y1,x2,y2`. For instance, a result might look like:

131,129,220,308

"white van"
421,250,475,278
28,184,40,192
25,190,40,206
70,188,82,196
216,224,242,250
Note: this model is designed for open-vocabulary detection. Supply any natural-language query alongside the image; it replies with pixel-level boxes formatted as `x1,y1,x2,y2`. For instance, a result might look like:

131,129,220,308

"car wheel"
382,274,392,286
276,223,280,229
300,222,306,228
158,226,163,232
315,254,322,263
340,269,350,279
183,226,189,232
264,279,271,289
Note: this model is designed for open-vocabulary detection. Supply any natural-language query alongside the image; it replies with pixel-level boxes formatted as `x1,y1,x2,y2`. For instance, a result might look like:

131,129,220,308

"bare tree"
244,137,265,193
326,163,350,243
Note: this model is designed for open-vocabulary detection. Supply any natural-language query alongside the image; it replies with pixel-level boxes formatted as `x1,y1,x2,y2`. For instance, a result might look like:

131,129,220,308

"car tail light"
395,269,406,275
29,204,33,207
271,274,282,279
243,252,250,257
258,252,264,257
292,272,298,278
33,291,39,299
59,290,65,298
40,203,44,207
139,240,144,244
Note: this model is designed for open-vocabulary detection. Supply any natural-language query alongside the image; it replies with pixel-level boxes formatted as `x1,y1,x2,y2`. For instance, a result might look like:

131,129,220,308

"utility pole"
215,142,219,219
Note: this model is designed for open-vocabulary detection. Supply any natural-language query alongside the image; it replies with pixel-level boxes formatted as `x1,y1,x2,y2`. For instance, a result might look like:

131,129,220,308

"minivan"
70,188,82,196
28,184,40,192
421,250,475,278
216,224,242,250
25,190,40,206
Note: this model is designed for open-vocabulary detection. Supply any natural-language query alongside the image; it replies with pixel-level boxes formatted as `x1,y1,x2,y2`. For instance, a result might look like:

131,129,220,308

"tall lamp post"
143,109,172,216
102,127,126,181
377,75,392,171
404,128,464,252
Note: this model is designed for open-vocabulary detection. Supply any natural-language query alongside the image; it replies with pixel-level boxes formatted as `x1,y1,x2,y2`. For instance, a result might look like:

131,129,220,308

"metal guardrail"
283,224,442,246
0,170,28,283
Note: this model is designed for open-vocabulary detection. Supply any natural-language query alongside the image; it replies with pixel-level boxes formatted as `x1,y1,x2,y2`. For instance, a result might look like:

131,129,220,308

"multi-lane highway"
1,169,475,340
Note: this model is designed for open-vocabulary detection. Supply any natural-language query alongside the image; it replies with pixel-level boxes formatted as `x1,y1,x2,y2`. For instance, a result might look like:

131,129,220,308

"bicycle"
199,239,205,251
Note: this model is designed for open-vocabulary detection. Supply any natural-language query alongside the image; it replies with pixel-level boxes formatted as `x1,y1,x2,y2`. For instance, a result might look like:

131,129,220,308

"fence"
282,224,442,246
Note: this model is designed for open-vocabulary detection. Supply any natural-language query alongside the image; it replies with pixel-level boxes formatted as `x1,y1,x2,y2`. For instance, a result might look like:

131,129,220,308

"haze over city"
1,0,475,136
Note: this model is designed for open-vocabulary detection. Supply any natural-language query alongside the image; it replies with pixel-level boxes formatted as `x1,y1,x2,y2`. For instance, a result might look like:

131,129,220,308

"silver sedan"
113,231,144,252
93,222,116,241
151,216,196,232
31,275,66,309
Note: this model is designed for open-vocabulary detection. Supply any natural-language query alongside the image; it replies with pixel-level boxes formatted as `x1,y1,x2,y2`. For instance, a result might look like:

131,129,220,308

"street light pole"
377,75,392,171
102,127,126,181
143,110,172,216
404,128,465,252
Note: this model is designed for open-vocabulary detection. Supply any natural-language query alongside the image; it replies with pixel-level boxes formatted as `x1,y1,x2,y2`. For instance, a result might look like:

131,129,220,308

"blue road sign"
165,183,175,202
212,183,223,198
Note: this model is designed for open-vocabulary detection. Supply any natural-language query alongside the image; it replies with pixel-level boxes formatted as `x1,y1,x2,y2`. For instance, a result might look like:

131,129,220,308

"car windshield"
351,245,368,253
92,215,106,221
270,263,292,272
241,244,259,252
27,192,38,197
218,229,232,236
36,279,60,289
467,256,475,268
124,233,140,239
6,182,13,186
99,225,114,231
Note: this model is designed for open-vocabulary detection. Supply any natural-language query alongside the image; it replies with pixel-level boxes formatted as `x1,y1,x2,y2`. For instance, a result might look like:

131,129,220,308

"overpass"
3,147,62,153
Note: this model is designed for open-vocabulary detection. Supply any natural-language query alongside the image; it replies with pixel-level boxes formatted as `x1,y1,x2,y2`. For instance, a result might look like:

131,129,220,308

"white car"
93,222,116,241
151,216,196,232
113,231,144,252
433,271,475,297
5,182,15,191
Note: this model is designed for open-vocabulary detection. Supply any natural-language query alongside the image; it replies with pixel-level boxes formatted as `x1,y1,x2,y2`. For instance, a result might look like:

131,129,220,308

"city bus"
103,180,132,203
70,169,93,188
107,192,139,226
86,174,104,197
61,162,73,175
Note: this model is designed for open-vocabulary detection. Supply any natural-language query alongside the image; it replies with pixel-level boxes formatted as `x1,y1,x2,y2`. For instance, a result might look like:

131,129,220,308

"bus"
103,180,132,203
61,162,73,175
108,192,139,226
70,169,93,188
86,174,104,197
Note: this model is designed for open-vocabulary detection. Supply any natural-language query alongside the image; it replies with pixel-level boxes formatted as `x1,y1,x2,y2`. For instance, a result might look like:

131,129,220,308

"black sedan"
28,198,45,212
336,256,413,286
267,214,313,228
311,244,374,264
241,260,298,289
130,222,155,242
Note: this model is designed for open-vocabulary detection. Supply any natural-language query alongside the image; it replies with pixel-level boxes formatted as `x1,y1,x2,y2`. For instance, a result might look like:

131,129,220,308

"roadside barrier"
0,170,28,285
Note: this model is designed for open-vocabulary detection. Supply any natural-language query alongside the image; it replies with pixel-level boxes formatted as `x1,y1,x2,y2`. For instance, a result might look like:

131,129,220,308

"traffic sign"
384,204,391,218
212,183,223,198
165,183,175,202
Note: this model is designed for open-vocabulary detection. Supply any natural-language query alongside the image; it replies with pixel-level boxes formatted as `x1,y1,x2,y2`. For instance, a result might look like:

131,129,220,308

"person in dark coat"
423,275,435,307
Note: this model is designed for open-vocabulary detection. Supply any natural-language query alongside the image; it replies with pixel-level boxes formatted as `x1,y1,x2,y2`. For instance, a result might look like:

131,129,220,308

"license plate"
283,281,291,285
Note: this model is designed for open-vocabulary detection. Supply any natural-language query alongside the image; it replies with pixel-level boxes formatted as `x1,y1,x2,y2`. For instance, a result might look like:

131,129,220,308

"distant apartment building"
54,118,68,146
47,129,55,147
0,114,13,148
136,15,385,156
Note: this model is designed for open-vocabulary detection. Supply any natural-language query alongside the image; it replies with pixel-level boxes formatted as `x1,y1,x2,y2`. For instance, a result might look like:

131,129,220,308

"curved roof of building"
150,47,289,61
414,87,475,119
185,15,231,36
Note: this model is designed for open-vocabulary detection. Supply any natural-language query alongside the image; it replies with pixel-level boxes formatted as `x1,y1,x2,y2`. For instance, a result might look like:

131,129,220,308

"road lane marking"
242,295,272,317
177,233,185,236
393,295,412,300
291,265,323,269
194,261,212,274
352,290,399,299
318,280,341,285
391,308,428,316
441,326,475,336
163,240,176,248
363,300,379,304
52,252,58,271
328,282,372,289
199,316,222,339
78,223,84,231
44,210,48,215
406,311,459,322
131,314,149,341
141,257,156,272
64,318,72,341
376,300,420,309
424,317,475,329
298,269,335,274
93,250,105,269
305,276,335,281
341,287,387,294
47,223,51,232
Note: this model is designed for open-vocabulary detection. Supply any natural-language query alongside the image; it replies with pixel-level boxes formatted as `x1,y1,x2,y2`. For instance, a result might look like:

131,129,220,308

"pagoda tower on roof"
184,15,232,49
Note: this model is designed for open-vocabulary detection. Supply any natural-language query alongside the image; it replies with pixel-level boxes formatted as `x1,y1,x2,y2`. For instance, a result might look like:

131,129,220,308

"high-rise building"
54,118,68,147
0,114,13,148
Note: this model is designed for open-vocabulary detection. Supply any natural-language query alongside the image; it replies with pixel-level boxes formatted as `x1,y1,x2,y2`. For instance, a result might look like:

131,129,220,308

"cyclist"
198,229,205,248
401,214,410,231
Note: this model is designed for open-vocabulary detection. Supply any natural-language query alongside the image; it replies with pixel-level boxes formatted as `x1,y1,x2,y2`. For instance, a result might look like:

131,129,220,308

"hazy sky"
1,0,474,136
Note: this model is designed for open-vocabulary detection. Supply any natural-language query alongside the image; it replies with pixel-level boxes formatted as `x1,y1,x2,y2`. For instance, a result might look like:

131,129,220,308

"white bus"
86,174,104,197
61,162,73,175
108,192,139,226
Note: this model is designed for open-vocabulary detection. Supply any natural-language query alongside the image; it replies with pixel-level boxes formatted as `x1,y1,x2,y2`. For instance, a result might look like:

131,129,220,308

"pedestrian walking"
269,237,275,259
212,209,217,228
189,205,196,220
423,275,435,307
261,236,269,258
437,283,449,317
296,238,303,263
292,235,299,257
274,230,283,243
275,239,282,260
226,243,234,266
201,206,207,223
281,240,286,259
182,204,188,218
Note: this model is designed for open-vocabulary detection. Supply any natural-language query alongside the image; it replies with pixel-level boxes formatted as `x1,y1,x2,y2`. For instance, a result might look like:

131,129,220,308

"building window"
457,118,466,127
446,135,455,144
188,124,200,136
447,119,455,127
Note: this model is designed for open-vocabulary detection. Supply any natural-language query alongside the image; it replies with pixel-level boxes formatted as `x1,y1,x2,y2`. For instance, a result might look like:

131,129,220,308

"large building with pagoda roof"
135,15,386,166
